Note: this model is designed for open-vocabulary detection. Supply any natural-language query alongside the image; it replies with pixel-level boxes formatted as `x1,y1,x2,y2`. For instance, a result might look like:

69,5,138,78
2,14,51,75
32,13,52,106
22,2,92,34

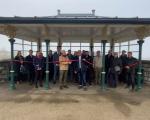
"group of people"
105,50,138,91
12,46,139,91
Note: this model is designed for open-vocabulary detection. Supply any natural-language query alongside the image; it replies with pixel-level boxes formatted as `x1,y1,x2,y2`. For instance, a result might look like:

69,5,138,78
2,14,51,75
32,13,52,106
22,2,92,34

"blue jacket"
53,52,59,65
74,55,88,72
25,55,35,71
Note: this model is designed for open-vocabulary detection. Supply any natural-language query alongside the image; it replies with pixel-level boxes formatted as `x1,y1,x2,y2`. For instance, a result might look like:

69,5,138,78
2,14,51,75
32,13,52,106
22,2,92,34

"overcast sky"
0,0,150,17
0,0,150,59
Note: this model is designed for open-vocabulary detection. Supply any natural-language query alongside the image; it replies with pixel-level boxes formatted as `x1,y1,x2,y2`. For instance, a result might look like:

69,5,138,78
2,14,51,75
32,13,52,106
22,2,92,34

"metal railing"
0,59,150,84
142,60,150,83
0,60,9,82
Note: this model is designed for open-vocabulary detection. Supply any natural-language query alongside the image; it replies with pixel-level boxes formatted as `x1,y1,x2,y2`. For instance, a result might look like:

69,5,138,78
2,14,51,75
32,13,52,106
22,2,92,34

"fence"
0,59,150,84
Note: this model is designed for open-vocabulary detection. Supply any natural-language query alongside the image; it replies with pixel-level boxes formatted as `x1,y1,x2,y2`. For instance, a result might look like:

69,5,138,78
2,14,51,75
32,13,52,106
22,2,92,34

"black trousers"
86,68,93,85
119,68,127,83
78,69,87,86
108,71,118,88
35,70,43,87
27,70,35,84
15,71,25,83
49,64,54,81
126,70,135,90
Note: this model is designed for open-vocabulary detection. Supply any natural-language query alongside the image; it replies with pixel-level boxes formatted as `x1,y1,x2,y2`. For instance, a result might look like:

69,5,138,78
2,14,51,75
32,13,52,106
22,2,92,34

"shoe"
129,88,135,92
35,85,38,88
17,81,20,85
89,83,92,86
78,85,82,89
64,85,69,88
29,83,32,86
53,81,56,84
60,86,63,90
40,84,43,87
125,85,129,89
83,86,87,91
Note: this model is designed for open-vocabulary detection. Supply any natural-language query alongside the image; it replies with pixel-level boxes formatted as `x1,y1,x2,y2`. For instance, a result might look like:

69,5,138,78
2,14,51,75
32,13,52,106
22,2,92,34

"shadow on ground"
0,82,150,118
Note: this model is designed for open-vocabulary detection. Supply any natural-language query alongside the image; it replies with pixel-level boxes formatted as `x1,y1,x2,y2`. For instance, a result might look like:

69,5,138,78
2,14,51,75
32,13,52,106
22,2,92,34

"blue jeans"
67,65,73,81
53,64,59,83
78,69,86,86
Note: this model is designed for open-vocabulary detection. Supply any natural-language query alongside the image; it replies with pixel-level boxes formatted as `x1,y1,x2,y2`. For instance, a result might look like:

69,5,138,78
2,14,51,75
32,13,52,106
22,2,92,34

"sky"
0,0,150,59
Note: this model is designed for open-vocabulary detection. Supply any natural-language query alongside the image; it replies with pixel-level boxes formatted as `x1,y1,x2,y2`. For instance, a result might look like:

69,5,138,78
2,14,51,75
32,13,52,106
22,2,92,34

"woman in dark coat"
48,50,54,81
14,51,24,84
33,51,45,88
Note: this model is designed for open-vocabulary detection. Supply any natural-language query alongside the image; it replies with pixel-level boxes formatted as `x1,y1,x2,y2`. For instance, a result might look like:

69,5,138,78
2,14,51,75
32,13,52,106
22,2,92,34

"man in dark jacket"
73,51,79,83
48,50,54,81
74,50,88,90
125,52,138,91
85,51,93,86
119,50,128,84
53,46,61,84
105,50,114,84
108,52,122,88
25,50,35,85
67,50,74,82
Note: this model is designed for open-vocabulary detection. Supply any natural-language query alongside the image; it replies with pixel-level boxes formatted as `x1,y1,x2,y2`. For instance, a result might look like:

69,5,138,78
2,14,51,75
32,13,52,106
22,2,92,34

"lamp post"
136,39,144,91
44,39,50,90
101,40,107,90
9,38,16,90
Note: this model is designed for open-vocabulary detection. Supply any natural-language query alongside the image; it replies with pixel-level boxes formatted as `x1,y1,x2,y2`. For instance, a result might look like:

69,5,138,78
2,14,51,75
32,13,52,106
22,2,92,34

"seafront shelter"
0,10,150,90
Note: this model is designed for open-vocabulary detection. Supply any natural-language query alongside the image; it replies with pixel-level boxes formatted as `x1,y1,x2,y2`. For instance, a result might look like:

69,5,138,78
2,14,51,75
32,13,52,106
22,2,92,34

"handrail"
0,60,150,83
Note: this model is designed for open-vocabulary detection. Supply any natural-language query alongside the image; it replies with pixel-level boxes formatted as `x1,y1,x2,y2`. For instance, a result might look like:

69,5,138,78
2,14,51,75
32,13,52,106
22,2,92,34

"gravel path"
0,83,149,120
